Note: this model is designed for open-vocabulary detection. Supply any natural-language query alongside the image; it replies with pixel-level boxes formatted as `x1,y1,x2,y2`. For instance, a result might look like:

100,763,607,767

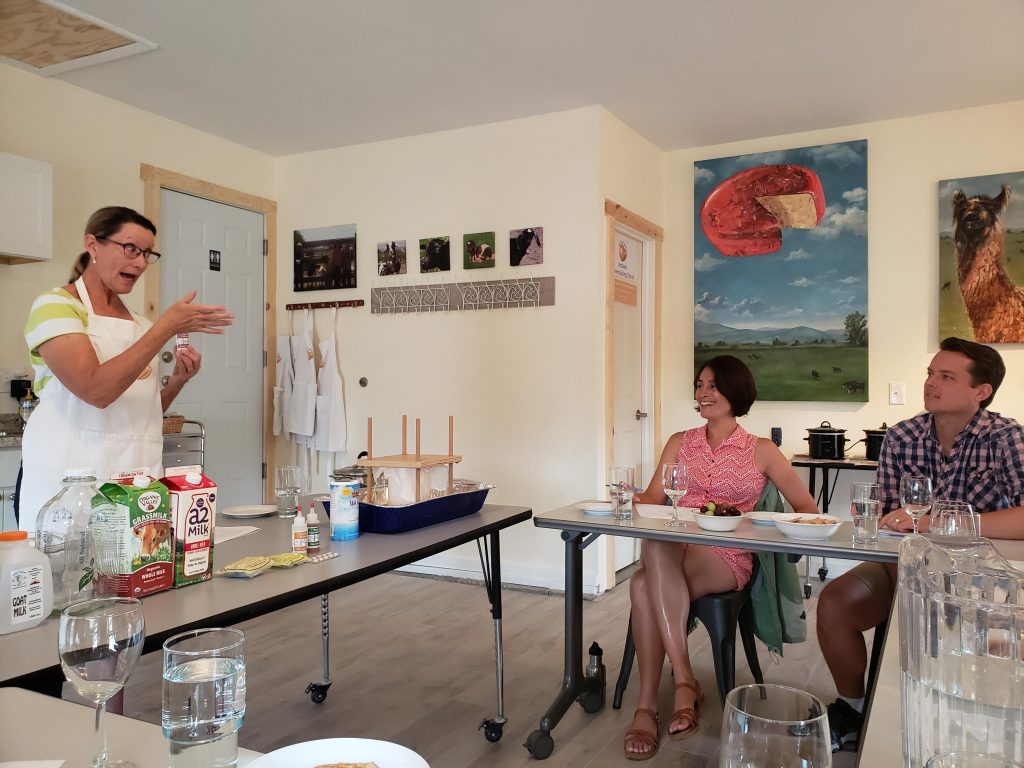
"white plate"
220,504,277,519
578,501,614,515
774,514,843,541
746,511,780,526
249,737,429,768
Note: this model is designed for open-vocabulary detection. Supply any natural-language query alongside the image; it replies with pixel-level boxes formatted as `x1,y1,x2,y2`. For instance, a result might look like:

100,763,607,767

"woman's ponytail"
69,252,90,282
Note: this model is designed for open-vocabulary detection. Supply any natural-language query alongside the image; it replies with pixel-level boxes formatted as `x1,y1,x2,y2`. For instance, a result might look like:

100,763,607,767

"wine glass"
900,474,934,534
608,467,635,521
721,684,832,767
662,463,689,528
59,597,145,768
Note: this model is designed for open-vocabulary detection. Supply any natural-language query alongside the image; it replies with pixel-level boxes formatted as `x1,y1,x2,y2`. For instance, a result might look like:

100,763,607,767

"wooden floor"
124,569,862,767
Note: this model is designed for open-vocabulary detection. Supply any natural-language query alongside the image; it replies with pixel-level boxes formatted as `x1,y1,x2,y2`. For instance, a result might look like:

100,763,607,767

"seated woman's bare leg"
625,563,667,758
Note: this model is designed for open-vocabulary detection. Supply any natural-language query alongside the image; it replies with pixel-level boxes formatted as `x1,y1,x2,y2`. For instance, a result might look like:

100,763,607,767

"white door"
159,190,265,508
611,227,655,574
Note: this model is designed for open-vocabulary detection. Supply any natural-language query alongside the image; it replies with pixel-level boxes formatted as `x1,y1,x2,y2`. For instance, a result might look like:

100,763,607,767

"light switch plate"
889,382,906,405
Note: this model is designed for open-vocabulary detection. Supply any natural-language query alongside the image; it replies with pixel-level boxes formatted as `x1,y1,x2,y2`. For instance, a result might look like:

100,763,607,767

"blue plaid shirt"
876,409,1024,515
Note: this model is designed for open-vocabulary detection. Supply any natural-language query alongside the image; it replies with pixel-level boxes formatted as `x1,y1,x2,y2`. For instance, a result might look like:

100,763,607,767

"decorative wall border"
371,276,555,314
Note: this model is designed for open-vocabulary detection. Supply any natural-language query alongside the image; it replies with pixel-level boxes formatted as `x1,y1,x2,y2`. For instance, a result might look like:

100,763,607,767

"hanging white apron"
20,277,163,532
312,309,348,465
272,334,291,437
285,310,316,442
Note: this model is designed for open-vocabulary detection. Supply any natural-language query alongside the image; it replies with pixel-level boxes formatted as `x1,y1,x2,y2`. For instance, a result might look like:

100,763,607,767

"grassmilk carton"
96,476,173,598
160,466,216,588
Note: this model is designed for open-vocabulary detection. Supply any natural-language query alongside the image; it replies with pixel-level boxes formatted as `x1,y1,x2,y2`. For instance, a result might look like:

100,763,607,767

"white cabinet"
0,151,53,264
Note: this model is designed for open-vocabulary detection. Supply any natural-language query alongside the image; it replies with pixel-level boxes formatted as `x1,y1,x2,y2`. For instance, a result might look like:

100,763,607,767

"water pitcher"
898,535,1024,766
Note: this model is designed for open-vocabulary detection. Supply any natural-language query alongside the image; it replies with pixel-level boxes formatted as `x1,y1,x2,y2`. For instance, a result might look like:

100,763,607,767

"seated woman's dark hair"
70,206,157,281
694,355,757,417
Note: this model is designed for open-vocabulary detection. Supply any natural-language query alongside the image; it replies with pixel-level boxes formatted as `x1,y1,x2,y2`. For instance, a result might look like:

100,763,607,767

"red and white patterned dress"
677,424,766,589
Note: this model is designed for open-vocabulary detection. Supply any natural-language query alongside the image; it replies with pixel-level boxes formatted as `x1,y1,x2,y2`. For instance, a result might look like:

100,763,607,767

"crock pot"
864,423,889,462
804,420,848,459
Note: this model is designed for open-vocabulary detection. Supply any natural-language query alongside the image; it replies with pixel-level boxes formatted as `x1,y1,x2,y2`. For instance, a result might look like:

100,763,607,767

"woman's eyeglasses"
97,236,161,264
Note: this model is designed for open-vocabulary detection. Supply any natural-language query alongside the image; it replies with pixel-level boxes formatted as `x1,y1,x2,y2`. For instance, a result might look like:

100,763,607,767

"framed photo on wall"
294,223,357,291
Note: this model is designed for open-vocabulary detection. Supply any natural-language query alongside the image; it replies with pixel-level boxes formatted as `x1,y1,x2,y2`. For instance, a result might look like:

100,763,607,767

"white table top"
1,503,531,683
0,687,262,767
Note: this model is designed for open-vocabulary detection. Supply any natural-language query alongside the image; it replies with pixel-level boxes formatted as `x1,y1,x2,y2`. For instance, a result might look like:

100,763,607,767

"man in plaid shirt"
816,337,1024,752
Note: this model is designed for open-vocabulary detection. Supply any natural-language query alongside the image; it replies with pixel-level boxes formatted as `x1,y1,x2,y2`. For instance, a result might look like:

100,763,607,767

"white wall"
274,107,611,591
0,64,275,412
662,99,1024,573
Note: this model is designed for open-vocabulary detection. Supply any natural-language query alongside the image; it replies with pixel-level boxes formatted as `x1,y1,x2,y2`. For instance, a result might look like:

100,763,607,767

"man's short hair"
939,337,1005,408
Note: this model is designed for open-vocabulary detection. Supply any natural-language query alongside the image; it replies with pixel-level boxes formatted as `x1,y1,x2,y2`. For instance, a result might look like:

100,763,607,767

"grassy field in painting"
695,344,868,402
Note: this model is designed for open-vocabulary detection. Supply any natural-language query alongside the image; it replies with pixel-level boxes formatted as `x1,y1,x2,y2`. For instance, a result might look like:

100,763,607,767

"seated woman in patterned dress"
623,355,818,761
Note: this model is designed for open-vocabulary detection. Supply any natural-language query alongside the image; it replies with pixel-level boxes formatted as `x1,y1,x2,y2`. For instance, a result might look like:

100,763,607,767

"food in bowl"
786,515,837,525
774,514,842,540
698,500,741,517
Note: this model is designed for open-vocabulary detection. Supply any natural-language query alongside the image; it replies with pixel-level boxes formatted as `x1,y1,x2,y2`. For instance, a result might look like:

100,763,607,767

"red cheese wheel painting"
700,165,825,257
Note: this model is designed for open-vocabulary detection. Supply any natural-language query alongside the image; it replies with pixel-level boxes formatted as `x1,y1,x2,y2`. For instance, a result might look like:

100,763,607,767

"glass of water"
59,597,145,768
929,500,981,542
162,628,246,768
608,467,635,521
721,684,832,767
850,482,881,544
275,465,301,517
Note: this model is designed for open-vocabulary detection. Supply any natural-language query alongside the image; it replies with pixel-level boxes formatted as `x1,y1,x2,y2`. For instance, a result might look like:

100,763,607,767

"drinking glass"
929,500,981,542
58,597,146,768
275,465,301,517
721,684,831,768
608,467,635,521
900,474,934,534
925,755,1022,768
662,463,689,528
162,628,246,768
850,481,881,544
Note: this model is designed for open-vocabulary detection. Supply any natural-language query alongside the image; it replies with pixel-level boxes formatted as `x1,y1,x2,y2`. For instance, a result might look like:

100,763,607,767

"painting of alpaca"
939,172,1024,342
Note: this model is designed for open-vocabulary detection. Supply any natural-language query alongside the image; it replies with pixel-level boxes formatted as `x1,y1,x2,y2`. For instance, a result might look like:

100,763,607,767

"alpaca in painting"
953,185,1024,343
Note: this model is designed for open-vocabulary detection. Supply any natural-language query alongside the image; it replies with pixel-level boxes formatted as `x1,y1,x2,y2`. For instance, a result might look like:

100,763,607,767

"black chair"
612,560,765,708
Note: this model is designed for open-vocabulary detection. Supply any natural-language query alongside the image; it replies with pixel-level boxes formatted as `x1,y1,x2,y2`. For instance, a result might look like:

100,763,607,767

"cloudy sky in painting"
694,140,868,331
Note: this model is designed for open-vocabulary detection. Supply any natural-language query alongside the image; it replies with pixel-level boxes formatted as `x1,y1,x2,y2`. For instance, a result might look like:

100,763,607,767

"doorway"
140,165,278,503
603,201,663,590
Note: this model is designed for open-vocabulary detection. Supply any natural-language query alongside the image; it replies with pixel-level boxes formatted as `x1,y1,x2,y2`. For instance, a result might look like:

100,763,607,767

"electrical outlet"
889,382,906,405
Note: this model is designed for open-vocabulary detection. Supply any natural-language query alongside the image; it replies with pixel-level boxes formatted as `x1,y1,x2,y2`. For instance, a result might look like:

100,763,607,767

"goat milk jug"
0,531,53,635
161,466,216,588
96,477,173,597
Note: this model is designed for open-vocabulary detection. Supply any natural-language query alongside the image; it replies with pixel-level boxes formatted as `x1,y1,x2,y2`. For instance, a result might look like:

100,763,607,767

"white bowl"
693,513,743,532
774,514,842,540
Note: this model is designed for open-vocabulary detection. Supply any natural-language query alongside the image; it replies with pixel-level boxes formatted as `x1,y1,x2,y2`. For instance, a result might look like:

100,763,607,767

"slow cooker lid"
864,422,889,436
806,420,846,434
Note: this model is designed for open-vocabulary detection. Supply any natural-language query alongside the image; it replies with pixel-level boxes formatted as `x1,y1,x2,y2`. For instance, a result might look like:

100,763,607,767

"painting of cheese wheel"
700,165,826,257
693,140,868,402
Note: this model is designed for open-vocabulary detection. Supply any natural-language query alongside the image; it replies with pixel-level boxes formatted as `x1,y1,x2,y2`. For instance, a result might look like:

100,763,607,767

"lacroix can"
329,479,360,541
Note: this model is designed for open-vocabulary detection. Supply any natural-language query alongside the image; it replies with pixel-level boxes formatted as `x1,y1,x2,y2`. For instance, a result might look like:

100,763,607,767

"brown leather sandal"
668,680,705,741
624,707,660,761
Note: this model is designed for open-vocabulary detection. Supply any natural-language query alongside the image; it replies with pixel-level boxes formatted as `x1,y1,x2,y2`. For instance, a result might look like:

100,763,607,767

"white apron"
20,278,163,532
312,309,347,463
272,334,291,437
285,310,316,442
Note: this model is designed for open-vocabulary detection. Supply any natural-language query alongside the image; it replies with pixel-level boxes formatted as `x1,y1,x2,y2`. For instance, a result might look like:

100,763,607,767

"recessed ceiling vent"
0,0,156,76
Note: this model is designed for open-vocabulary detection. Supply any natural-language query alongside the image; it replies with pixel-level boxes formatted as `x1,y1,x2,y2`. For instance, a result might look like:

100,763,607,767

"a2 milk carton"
96,476,173,598
161,466,216,588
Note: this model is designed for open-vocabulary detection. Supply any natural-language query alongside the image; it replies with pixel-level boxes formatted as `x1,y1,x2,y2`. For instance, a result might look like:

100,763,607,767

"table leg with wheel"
524,530,605,760
305,594,332,703
478,531,507,743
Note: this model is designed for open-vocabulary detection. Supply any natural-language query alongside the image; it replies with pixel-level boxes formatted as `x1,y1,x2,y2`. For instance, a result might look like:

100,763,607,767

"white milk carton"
160,466,216,589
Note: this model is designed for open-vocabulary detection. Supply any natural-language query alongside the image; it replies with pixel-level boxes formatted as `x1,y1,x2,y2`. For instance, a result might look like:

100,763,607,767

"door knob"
161,375,170,386
635,409,648,421
161,351,174,363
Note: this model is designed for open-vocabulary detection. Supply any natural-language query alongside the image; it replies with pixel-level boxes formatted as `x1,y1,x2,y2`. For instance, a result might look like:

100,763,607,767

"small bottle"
291,508,308,554
0,531,53,634
306,503,320,554
174,333,190,350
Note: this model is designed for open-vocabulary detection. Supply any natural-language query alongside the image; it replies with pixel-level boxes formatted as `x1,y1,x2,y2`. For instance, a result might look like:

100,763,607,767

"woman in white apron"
19,206,234,532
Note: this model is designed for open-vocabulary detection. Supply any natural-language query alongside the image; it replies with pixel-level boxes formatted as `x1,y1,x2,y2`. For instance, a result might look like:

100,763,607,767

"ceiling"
14,0,1024,157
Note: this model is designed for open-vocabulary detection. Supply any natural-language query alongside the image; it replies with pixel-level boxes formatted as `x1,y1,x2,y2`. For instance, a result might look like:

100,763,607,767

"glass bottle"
35,468,112,611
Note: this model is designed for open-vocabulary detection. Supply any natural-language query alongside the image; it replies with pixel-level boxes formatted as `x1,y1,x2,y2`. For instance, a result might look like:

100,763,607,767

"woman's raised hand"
163,290,234,335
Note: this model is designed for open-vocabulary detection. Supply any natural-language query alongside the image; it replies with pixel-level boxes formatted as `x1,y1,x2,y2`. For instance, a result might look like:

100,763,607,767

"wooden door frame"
139,164,278,502
604,199,663,585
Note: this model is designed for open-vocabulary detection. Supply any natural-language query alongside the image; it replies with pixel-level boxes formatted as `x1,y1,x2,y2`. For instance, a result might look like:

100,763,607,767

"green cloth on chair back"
751,480,807,654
